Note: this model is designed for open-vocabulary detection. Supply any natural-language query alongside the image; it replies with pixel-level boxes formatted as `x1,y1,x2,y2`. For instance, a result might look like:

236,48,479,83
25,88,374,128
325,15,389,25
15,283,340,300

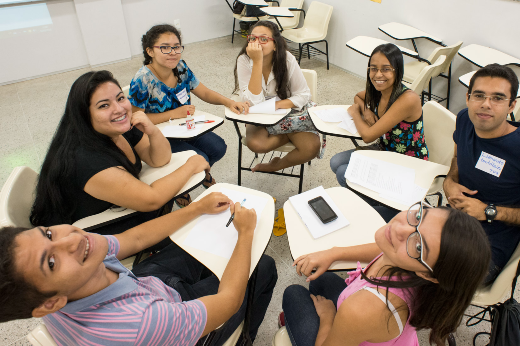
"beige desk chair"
282,1,333,70
0,166,37,228
403,55,446,105
511,97,520,121
234,69,317,193
422,101,456,206
122,85,130,97
403,42,463,109
225,0,270,44
268,0,304,30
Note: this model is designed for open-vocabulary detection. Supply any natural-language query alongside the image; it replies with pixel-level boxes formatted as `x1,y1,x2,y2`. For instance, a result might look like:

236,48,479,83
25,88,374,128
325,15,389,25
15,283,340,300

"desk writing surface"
308,105,362,139
224,106,289,126
460,71,520,98
261,7,294,17
378,22,442,44
169,183,275,280
346,36,418,58
284,187,386,270
237,0,269,6
458,44,520,68
155,110,223,139
73,151,205,230
345,151,449,211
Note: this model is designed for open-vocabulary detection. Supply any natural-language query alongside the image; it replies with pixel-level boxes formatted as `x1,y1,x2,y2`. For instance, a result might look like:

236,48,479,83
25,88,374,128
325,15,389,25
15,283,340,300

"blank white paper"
248,97,288,114
183,188,268,259
337,118,358,134
314,108,352,123
161,124,202,137
289,186,349,239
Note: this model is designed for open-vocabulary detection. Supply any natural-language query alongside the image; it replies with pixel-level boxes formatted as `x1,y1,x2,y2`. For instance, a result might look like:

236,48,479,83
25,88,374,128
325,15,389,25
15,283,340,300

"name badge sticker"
475,151,506,178
176,88,189,105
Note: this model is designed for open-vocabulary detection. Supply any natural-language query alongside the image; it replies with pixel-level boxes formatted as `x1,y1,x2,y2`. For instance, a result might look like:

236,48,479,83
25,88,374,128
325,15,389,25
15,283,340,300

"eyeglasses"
368,67,395,75
153,45,185,54
468,93,511,106
247,35,275,44
406,201,434,274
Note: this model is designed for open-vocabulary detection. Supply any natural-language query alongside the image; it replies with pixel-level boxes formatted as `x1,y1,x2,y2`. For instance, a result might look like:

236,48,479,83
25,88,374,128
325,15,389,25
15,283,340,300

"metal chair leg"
307,44,310,59
298,163,305,193
232,18,236,44
325,40,329,70
238,137,242,186
446,65,452,109
298,43,302,65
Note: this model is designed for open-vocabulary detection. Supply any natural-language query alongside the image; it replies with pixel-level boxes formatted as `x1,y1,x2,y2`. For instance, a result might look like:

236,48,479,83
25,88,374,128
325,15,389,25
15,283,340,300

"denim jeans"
282,273,347,346
132,243,277,345
168,132,227,167
330,149,399,223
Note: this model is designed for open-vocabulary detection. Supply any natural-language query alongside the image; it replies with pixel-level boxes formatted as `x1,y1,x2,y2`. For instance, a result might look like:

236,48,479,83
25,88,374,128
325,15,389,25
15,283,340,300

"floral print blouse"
379,113,428,160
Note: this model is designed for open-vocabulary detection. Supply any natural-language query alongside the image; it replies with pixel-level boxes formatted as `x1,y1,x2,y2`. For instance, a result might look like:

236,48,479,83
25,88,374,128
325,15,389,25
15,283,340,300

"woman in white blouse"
233,21,321,172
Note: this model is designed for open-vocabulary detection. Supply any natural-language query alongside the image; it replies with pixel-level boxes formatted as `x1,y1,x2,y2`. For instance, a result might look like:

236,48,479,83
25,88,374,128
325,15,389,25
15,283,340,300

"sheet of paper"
248,97,288,114
183,188,268,259
289,186,349,239
380,184,427,206
345,152,416,202
193,115,205,122
161,124,202,137
314,108,352,123
337,118,358,134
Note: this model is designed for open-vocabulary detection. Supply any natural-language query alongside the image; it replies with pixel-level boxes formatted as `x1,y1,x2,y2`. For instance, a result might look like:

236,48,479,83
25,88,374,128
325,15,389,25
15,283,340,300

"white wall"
309,0,520,113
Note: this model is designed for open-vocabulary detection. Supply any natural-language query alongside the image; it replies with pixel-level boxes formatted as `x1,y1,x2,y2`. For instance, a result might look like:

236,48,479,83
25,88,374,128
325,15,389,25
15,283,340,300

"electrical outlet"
174,19,181,30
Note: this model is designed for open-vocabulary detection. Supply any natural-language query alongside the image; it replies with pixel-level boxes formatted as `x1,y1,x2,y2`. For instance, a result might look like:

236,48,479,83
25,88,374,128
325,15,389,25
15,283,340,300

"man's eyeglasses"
247,35,275,44
469,93,511,106
153,45,185,54
368,67,395,75
406,201,434,274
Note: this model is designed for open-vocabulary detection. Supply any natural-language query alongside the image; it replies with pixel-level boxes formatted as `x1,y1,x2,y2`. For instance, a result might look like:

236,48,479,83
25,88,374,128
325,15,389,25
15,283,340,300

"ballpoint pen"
178,120,215,126
226,198,246,227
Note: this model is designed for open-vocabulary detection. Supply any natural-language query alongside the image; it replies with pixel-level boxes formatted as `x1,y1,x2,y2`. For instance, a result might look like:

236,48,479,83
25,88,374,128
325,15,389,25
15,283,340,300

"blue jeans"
282,273,347,346
168,132,227,167
132,243,277,345
330,149,399,223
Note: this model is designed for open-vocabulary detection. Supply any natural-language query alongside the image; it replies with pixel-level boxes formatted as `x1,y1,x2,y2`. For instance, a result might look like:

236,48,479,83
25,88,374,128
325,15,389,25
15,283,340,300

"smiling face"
13,225,109,301
466,76,516,138
89,82,132,137
147,32,182,70
368,52,396,93
250,25,276,57
374,207,447,277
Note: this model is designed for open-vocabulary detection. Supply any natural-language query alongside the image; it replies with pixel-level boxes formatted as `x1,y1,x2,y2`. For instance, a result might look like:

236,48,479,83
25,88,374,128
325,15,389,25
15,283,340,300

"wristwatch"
485,204,497,223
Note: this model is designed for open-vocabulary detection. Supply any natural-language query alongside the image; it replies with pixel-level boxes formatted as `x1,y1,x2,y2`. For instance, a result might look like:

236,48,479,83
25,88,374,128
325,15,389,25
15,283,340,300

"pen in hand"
226,198,246,227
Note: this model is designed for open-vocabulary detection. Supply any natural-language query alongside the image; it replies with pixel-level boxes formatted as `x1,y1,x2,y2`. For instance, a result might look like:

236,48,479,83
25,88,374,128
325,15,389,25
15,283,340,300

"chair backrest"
421,101,456,166
279,0,304,28
122,85,130,98
409,55,446,95
27,324,57,346
426,41,463,75
511,98,520,121
301,69,318,103
302,1,333,40
0,166,38,228
472,241,520,306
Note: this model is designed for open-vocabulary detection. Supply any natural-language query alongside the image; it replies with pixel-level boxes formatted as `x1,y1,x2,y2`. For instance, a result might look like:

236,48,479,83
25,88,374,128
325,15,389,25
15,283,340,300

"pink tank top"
336,254,419,346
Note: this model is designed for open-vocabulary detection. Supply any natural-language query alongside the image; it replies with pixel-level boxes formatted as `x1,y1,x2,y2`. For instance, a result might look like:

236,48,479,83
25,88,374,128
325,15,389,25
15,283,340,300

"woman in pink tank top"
282,202,490,346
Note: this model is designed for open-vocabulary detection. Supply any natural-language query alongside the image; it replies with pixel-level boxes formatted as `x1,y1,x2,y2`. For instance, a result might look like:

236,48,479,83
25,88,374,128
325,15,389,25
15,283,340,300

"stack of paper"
183,188,268,259
345,152,425,206
161,124,202,137
289,186,349,239
249,97,288,114
313,107,358,134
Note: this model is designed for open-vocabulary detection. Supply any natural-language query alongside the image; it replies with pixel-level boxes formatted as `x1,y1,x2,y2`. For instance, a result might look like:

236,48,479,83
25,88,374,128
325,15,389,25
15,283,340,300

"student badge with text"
176,88,189,104
475,151,505,178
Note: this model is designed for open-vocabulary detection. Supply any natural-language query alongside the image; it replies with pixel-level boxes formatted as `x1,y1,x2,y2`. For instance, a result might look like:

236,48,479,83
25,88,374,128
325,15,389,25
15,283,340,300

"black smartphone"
308,196,338,224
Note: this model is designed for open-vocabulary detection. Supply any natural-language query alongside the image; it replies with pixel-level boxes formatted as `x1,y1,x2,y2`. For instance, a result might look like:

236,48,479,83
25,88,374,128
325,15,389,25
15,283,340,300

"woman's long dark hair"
30,71,140,226
233,21,289,100
141,24,182,79
364,43,406,117
360,207,490,345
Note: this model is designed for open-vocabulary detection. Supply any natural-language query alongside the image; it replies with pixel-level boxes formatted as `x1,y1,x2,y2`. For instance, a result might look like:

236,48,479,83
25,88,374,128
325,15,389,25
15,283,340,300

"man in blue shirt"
444,64,520,284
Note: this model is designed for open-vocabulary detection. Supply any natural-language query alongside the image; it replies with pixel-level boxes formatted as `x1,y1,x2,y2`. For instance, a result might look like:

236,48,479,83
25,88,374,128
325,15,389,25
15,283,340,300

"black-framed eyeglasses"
153,45,185,54
468,93,511,106
367,67,395,75
406,201,434,274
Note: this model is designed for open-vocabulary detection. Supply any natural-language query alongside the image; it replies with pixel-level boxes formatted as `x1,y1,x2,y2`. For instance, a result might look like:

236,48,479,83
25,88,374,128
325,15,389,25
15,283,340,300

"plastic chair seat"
272,326,292,346
268,16,299,30
233,13,269,21
403,60,428,83
282,27,323,43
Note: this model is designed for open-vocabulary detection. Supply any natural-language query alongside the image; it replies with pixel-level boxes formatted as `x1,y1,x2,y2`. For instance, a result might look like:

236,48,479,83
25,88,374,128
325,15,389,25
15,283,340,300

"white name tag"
176,88,189,104
475,151,505,177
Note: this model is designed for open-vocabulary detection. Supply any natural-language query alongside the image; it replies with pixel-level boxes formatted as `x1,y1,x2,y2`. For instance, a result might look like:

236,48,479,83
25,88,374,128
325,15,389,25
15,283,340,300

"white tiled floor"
0,35,517,346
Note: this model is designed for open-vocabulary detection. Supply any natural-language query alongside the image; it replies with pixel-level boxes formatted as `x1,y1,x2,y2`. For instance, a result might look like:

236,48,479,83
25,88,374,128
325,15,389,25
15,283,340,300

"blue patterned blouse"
129,60,200,113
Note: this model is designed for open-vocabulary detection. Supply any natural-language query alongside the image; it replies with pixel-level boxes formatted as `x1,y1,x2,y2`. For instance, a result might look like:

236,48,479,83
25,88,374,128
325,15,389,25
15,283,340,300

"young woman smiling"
130,24,249,207
233,21,322,173
30,71,209,236
283,203,490,346
330,43,428,188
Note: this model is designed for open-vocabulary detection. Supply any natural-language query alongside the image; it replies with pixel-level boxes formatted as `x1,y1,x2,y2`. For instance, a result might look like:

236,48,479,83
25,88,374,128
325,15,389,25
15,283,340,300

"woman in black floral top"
330,43,428,221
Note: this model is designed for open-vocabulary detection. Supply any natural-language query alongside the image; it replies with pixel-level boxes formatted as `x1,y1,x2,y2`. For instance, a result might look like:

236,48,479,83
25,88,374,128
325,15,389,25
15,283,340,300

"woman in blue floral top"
330,43,428,221
129,24,249,207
